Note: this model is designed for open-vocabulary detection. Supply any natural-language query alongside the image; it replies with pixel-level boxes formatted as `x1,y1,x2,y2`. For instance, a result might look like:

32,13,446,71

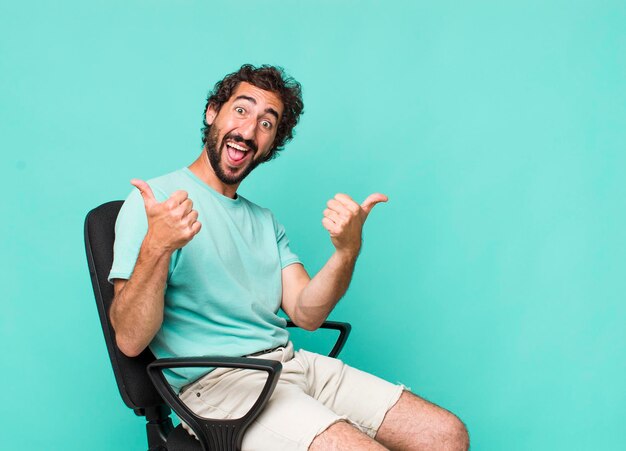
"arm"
110,179,201,357
110,243,172,357
281,192,388,330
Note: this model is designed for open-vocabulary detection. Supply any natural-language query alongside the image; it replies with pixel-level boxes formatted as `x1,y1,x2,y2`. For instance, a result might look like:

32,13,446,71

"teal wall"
2,1,624,449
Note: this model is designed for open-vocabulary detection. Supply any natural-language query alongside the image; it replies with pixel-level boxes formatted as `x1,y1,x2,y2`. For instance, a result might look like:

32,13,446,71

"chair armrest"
147,357,282,451
286,320,352,358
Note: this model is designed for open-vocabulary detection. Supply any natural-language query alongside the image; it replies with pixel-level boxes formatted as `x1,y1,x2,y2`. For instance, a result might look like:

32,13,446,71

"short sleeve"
107,189,148,283
272,214,301,269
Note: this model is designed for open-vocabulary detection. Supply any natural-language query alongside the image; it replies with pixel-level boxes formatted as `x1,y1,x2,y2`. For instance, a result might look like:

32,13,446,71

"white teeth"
227,142,248,152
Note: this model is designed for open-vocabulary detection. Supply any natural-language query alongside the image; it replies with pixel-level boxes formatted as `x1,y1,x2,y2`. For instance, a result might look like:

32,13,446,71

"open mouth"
225,141,252,166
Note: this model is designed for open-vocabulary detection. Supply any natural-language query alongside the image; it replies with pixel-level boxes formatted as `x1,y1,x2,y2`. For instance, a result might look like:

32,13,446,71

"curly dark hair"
201,64,304,162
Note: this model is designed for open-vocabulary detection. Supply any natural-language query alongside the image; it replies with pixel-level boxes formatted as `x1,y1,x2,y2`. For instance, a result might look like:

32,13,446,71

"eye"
235,107,245,115
260,120,273,129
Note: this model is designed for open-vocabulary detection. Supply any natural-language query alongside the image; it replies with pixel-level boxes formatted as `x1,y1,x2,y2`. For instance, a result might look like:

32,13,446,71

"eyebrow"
234,95,280,121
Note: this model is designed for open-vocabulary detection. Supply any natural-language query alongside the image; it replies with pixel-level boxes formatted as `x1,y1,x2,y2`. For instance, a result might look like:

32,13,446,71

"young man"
109,64,469,450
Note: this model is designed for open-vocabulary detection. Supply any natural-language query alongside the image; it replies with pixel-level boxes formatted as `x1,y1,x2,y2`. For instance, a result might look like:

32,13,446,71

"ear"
205,103,218,126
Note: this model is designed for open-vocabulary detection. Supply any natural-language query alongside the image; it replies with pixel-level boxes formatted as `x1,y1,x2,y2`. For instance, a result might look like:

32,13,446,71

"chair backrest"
84,200,164,413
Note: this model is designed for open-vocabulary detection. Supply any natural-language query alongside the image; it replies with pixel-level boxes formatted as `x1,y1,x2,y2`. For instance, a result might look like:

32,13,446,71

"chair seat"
167,424,202,451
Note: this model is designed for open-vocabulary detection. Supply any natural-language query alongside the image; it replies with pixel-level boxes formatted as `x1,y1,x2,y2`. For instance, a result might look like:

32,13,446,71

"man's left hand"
322,193,388,257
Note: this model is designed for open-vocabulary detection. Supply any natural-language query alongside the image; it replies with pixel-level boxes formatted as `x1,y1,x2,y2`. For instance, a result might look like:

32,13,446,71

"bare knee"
376,391,469,451
414,402,469,451
310,420,388,451
442,413,469,451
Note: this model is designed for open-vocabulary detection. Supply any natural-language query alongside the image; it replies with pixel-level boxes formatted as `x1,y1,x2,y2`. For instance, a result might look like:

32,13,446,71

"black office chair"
84,200,352,451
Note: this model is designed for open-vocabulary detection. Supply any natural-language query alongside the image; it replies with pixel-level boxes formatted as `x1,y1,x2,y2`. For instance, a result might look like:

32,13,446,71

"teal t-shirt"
108,167,300,391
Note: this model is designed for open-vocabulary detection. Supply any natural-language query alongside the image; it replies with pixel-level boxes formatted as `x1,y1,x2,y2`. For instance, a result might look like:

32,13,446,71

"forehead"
229,82,284,117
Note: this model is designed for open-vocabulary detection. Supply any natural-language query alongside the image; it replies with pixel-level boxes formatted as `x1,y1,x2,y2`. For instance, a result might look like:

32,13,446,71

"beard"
204,125,262,186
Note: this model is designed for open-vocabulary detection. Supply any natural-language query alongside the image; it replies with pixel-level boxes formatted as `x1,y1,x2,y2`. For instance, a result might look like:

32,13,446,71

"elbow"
109,302,150,358
297,323,318,332
115,335,145,358
290,305,328,331
111,316,146,357
291,316,324,332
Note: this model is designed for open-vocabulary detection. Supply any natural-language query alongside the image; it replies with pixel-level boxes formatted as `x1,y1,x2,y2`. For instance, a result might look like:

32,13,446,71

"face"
204,82,284,185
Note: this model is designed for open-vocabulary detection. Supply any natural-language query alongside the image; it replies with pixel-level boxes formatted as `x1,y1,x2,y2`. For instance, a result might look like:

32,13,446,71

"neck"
188,149,240,199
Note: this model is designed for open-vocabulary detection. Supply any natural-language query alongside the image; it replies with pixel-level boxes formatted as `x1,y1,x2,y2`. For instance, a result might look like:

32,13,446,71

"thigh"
180,366,346,451
295,349,405,438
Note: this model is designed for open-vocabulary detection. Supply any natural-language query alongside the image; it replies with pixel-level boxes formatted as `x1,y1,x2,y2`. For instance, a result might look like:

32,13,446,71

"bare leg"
310,420,390,451
375,391,469,451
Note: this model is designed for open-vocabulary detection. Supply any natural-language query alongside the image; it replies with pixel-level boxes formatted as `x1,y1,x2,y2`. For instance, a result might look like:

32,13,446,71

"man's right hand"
131,179,202,253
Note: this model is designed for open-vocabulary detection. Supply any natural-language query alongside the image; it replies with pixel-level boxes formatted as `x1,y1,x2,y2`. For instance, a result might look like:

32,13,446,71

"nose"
238,116,256,140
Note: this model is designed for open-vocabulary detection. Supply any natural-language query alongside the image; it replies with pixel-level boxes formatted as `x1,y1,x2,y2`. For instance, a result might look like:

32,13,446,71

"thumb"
361,193,388,215
130,179,157,208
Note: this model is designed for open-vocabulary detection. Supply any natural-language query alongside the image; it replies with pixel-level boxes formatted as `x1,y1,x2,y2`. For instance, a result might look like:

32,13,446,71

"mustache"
224,133,258,153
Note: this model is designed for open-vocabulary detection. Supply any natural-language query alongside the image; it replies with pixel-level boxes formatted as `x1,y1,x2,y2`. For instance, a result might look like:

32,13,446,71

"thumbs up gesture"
322,193,388,256
131,179,202,253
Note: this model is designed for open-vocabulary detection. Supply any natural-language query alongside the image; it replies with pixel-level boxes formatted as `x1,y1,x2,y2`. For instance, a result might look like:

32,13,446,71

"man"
109,64,469,450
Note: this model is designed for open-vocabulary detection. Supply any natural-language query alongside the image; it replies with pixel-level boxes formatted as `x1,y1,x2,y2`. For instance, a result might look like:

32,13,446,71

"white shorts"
179,342,405,450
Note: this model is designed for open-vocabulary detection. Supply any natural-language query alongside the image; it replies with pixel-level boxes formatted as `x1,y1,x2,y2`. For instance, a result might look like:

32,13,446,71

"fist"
322,192,388,256
131,179,202,252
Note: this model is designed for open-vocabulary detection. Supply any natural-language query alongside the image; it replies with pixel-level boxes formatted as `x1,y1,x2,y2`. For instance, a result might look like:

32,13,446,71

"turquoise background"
2,0,625,449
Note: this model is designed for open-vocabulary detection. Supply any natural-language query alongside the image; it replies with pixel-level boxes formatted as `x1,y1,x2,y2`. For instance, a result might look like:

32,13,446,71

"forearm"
293,250,358,330
110,235,172,357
